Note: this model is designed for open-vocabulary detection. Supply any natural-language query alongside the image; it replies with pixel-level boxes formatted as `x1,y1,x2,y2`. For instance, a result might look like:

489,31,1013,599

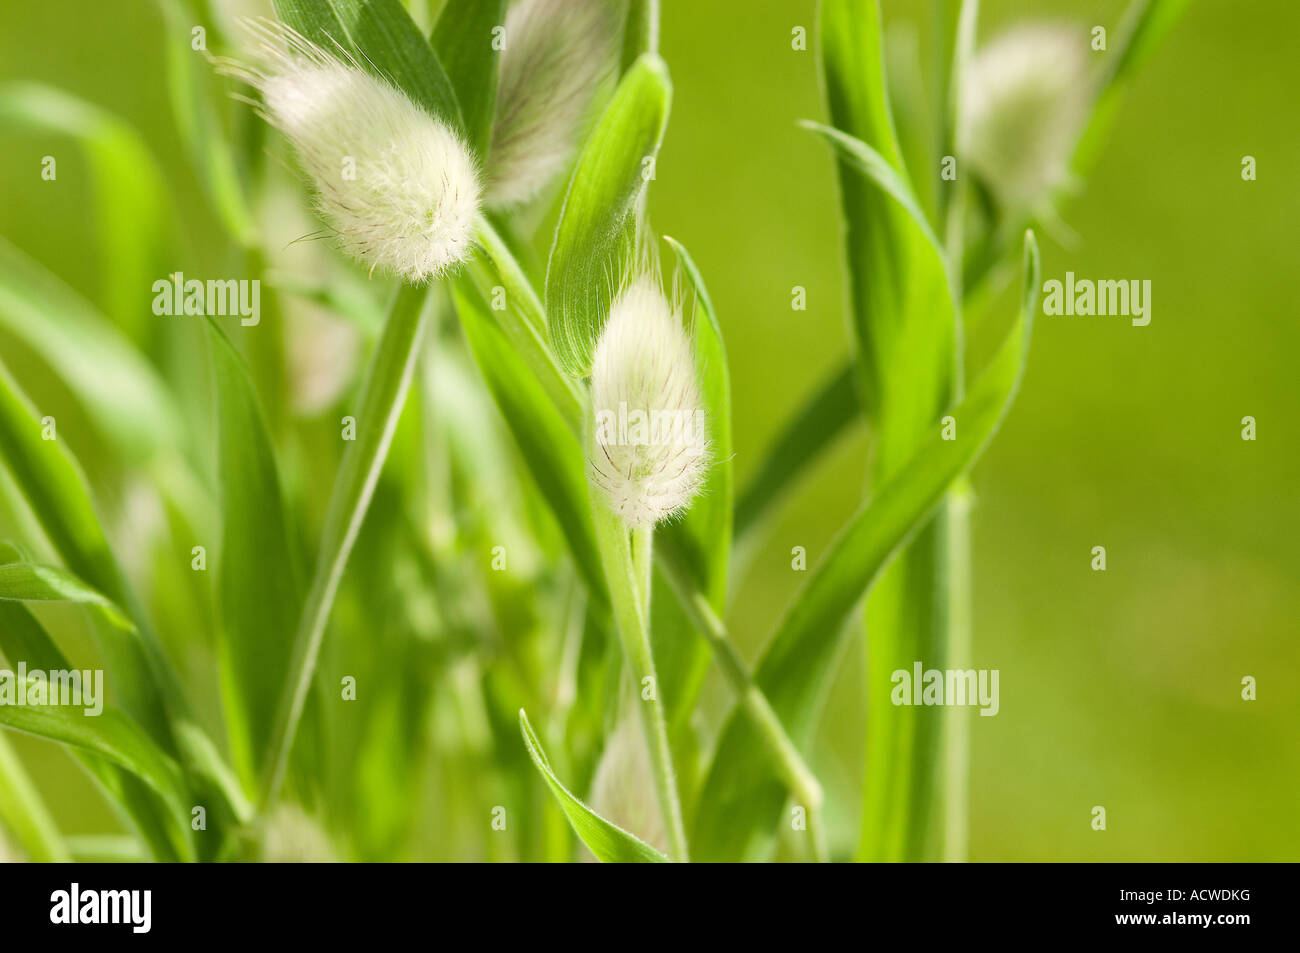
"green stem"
593,505,688,861
260,282,430,810
657,551,828,862
943,486,973,861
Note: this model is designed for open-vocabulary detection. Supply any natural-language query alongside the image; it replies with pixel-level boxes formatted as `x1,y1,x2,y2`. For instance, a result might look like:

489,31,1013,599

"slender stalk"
592,503,688,861
260,282,431,809
657,550,828,862
943,485,973,861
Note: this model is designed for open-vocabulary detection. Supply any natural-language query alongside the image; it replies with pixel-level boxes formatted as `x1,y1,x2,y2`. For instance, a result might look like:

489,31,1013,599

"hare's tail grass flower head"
486,0,617,207
961,22,1091,218
217,18,481,283
589,276,709,527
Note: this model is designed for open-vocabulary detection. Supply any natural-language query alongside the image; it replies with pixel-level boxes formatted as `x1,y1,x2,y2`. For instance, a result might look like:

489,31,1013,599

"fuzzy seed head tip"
226,20,481,282
589,278,710,527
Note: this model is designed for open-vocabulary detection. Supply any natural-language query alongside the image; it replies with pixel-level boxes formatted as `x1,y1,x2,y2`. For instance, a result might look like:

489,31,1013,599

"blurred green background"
1,0,1295,860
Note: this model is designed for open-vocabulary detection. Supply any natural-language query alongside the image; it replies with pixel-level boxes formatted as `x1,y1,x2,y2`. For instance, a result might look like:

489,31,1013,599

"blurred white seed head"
0,828,19,863
961,24,1092,215
223,20,480,282
588,713,666,856
589,276,709,527
259,804,337,863
486,0,617,207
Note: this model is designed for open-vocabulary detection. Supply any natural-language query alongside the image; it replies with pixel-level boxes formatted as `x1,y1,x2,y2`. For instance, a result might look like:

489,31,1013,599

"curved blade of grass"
274,0,464,132
544,53,670,376
0,359,177,743
655,237,731,729
156,0,258,246
0,561,133,624
0,598,187,861
519,709,667,862
452,275,607,606
473,216,585,429
204,318,302,791
432,0,504,157
692,232,1040,861
0,237,183,463
734,362,860,542
0,680,194,861
0,82,168,336
1073,0,1190,175
0,731,68,862
261,282,430,807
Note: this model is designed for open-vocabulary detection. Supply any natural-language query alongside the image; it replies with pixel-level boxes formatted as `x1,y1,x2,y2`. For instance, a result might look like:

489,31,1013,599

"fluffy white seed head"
961,24,1091,215
486,0,616,207
589,277,709,527
224,21,480,282
587,713,666,857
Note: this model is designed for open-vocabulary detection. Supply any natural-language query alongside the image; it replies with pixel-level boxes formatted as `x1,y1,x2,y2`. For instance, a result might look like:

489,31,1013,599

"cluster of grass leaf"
0,0,1182,862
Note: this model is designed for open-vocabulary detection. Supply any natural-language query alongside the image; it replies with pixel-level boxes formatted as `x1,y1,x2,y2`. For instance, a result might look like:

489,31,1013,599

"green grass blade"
734,362,859,541
1072,0,1190,175
473,216,586,429
261,282,430,807
0,360,130,606
691,232,1040,861
0,82,168,337
0,237,184,463
0,599,185,861
204,319,302,791
544,53,670,377
431,0,504,157
0,685,194,861
0,731,69,862
655,237,731,728
452,276,607,605
156,0,258,246
518,709,668,863
274,0,464,132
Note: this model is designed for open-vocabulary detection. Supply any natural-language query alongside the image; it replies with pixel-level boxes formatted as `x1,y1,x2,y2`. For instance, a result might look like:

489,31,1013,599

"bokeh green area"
0,0,1295,861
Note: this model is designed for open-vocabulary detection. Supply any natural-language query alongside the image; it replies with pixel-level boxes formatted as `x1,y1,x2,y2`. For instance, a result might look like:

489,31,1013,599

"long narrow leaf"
519,708,667,862
274,0,464,131
452,277,607,606
205,319,302,790
261,283,430,805
691,233,1040,861
544,53,670,377
432,0,505,157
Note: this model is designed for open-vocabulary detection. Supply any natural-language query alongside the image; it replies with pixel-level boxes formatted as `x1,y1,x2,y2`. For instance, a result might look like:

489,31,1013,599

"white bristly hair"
486,0,616,207
223,19,481,282
588,276,710,527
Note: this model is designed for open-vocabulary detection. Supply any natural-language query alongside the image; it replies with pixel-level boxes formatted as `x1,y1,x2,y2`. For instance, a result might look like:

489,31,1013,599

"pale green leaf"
544,53,670,377
519,708,667,863
0,236,184,464
692,232,1040,861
